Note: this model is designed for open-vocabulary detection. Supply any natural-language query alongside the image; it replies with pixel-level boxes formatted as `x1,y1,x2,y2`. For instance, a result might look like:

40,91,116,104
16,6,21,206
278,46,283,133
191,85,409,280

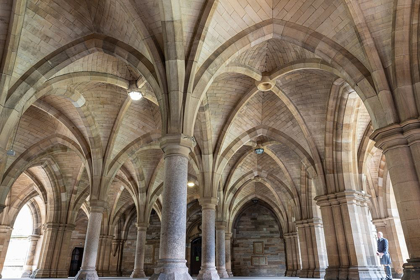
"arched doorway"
68,247,84,277
3,205,33,278
232,200,285,276
190,237,202,276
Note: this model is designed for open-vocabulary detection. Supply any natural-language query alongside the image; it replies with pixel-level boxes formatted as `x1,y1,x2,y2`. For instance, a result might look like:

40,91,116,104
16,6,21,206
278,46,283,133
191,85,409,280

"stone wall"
232,203,286,276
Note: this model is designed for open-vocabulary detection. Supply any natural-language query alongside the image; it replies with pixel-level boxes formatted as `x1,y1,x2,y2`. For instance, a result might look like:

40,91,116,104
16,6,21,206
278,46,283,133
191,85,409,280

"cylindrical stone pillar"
74,201,106,280
21,234,41,277
198,199,219,280
215,223,228,278
150,135,194,280
224,233,233,277
131,224,148,278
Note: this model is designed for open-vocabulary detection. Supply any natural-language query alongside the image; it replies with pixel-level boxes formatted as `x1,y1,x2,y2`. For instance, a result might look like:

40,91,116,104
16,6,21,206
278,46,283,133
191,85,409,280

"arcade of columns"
0,0,419,279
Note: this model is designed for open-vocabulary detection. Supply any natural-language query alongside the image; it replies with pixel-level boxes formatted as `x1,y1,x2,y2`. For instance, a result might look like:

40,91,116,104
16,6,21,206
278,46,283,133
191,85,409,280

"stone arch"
324,78,368,194
1,135,86,206
0,34,163,159
215,125,317,196
230,198,287,276
185,20,396,137
26,198,43,235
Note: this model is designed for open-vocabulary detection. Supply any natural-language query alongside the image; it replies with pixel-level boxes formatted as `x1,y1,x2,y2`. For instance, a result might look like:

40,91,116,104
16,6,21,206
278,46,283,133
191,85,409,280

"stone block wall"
232,203,286,276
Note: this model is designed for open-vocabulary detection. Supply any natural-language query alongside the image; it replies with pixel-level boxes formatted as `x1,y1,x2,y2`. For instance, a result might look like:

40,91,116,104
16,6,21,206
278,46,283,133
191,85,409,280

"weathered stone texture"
232,204,286,276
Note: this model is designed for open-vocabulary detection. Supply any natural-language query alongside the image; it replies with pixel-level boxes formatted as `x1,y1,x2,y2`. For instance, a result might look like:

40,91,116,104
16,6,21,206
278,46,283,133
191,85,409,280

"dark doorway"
69,247,84,277
190,237,202,275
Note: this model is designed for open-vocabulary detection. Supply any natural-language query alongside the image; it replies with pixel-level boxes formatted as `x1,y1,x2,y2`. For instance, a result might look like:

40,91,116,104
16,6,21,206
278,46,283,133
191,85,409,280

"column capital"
371,217,393,227
296,217,323,227
136,222,149,231
371,119,420,152
0,224,12,231
315,190,369,207
284,231,298,238
225,232,232,240
89,199,108,213
42,222,75,231
215,221,226,230
28,234,41,242
160,133,195,159
199,197,218,209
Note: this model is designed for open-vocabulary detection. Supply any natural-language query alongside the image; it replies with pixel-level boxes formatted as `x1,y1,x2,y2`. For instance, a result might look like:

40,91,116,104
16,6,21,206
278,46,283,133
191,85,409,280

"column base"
216,267,229,278
402,259,420,280
313,268,326,278
150,259,192,280
55,269,70,278
298,269,309,278
131,269,146,278
347,266,385,280
197,267,220,280
324,267,346,280
30,269,51,278
226,270,233,277
21,270,32,278
393,271,403,279
74,269,99,280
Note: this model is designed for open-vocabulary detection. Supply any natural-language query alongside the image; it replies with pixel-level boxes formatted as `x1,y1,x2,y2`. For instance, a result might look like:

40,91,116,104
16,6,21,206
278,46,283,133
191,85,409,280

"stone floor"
6,277,402,280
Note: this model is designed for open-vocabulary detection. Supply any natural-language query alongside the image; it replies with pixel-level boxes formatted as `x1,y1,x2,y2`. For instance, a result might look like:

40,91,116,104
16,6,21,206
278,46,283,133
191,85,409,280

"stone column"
224,233,233,277
215,222,228,278
109,238,123,277
131,224,148,278
0,225,12,278
53,224,76,278
372,121,420,280
21,234,41,277
74,201,106,280
316,191,385,280
380,139,420,279
311,219,328,278
150,135,194,280
197,198,219,280
296,218,327,278
185,244,191,273
97,234,113,276
32,223,60,278
284,232,300,277
296,224,309,278
284,233,294,277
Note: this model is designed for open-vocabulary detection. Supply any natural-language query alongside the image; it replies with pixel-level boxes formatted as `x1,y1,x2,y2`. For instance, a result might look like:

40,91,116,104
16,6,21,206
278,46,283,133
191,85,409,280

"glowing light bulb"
128,90,143,100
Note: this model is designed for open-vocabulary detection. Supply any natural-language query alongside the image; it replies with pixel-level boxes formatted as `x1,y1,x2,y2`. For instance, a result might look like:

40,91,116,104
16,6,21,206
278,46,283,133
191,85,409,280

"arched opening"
68,248,84,277
190,237,202,276
3,205,33,278
68,209,88,277
185,200,202,276
232,199,285,276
